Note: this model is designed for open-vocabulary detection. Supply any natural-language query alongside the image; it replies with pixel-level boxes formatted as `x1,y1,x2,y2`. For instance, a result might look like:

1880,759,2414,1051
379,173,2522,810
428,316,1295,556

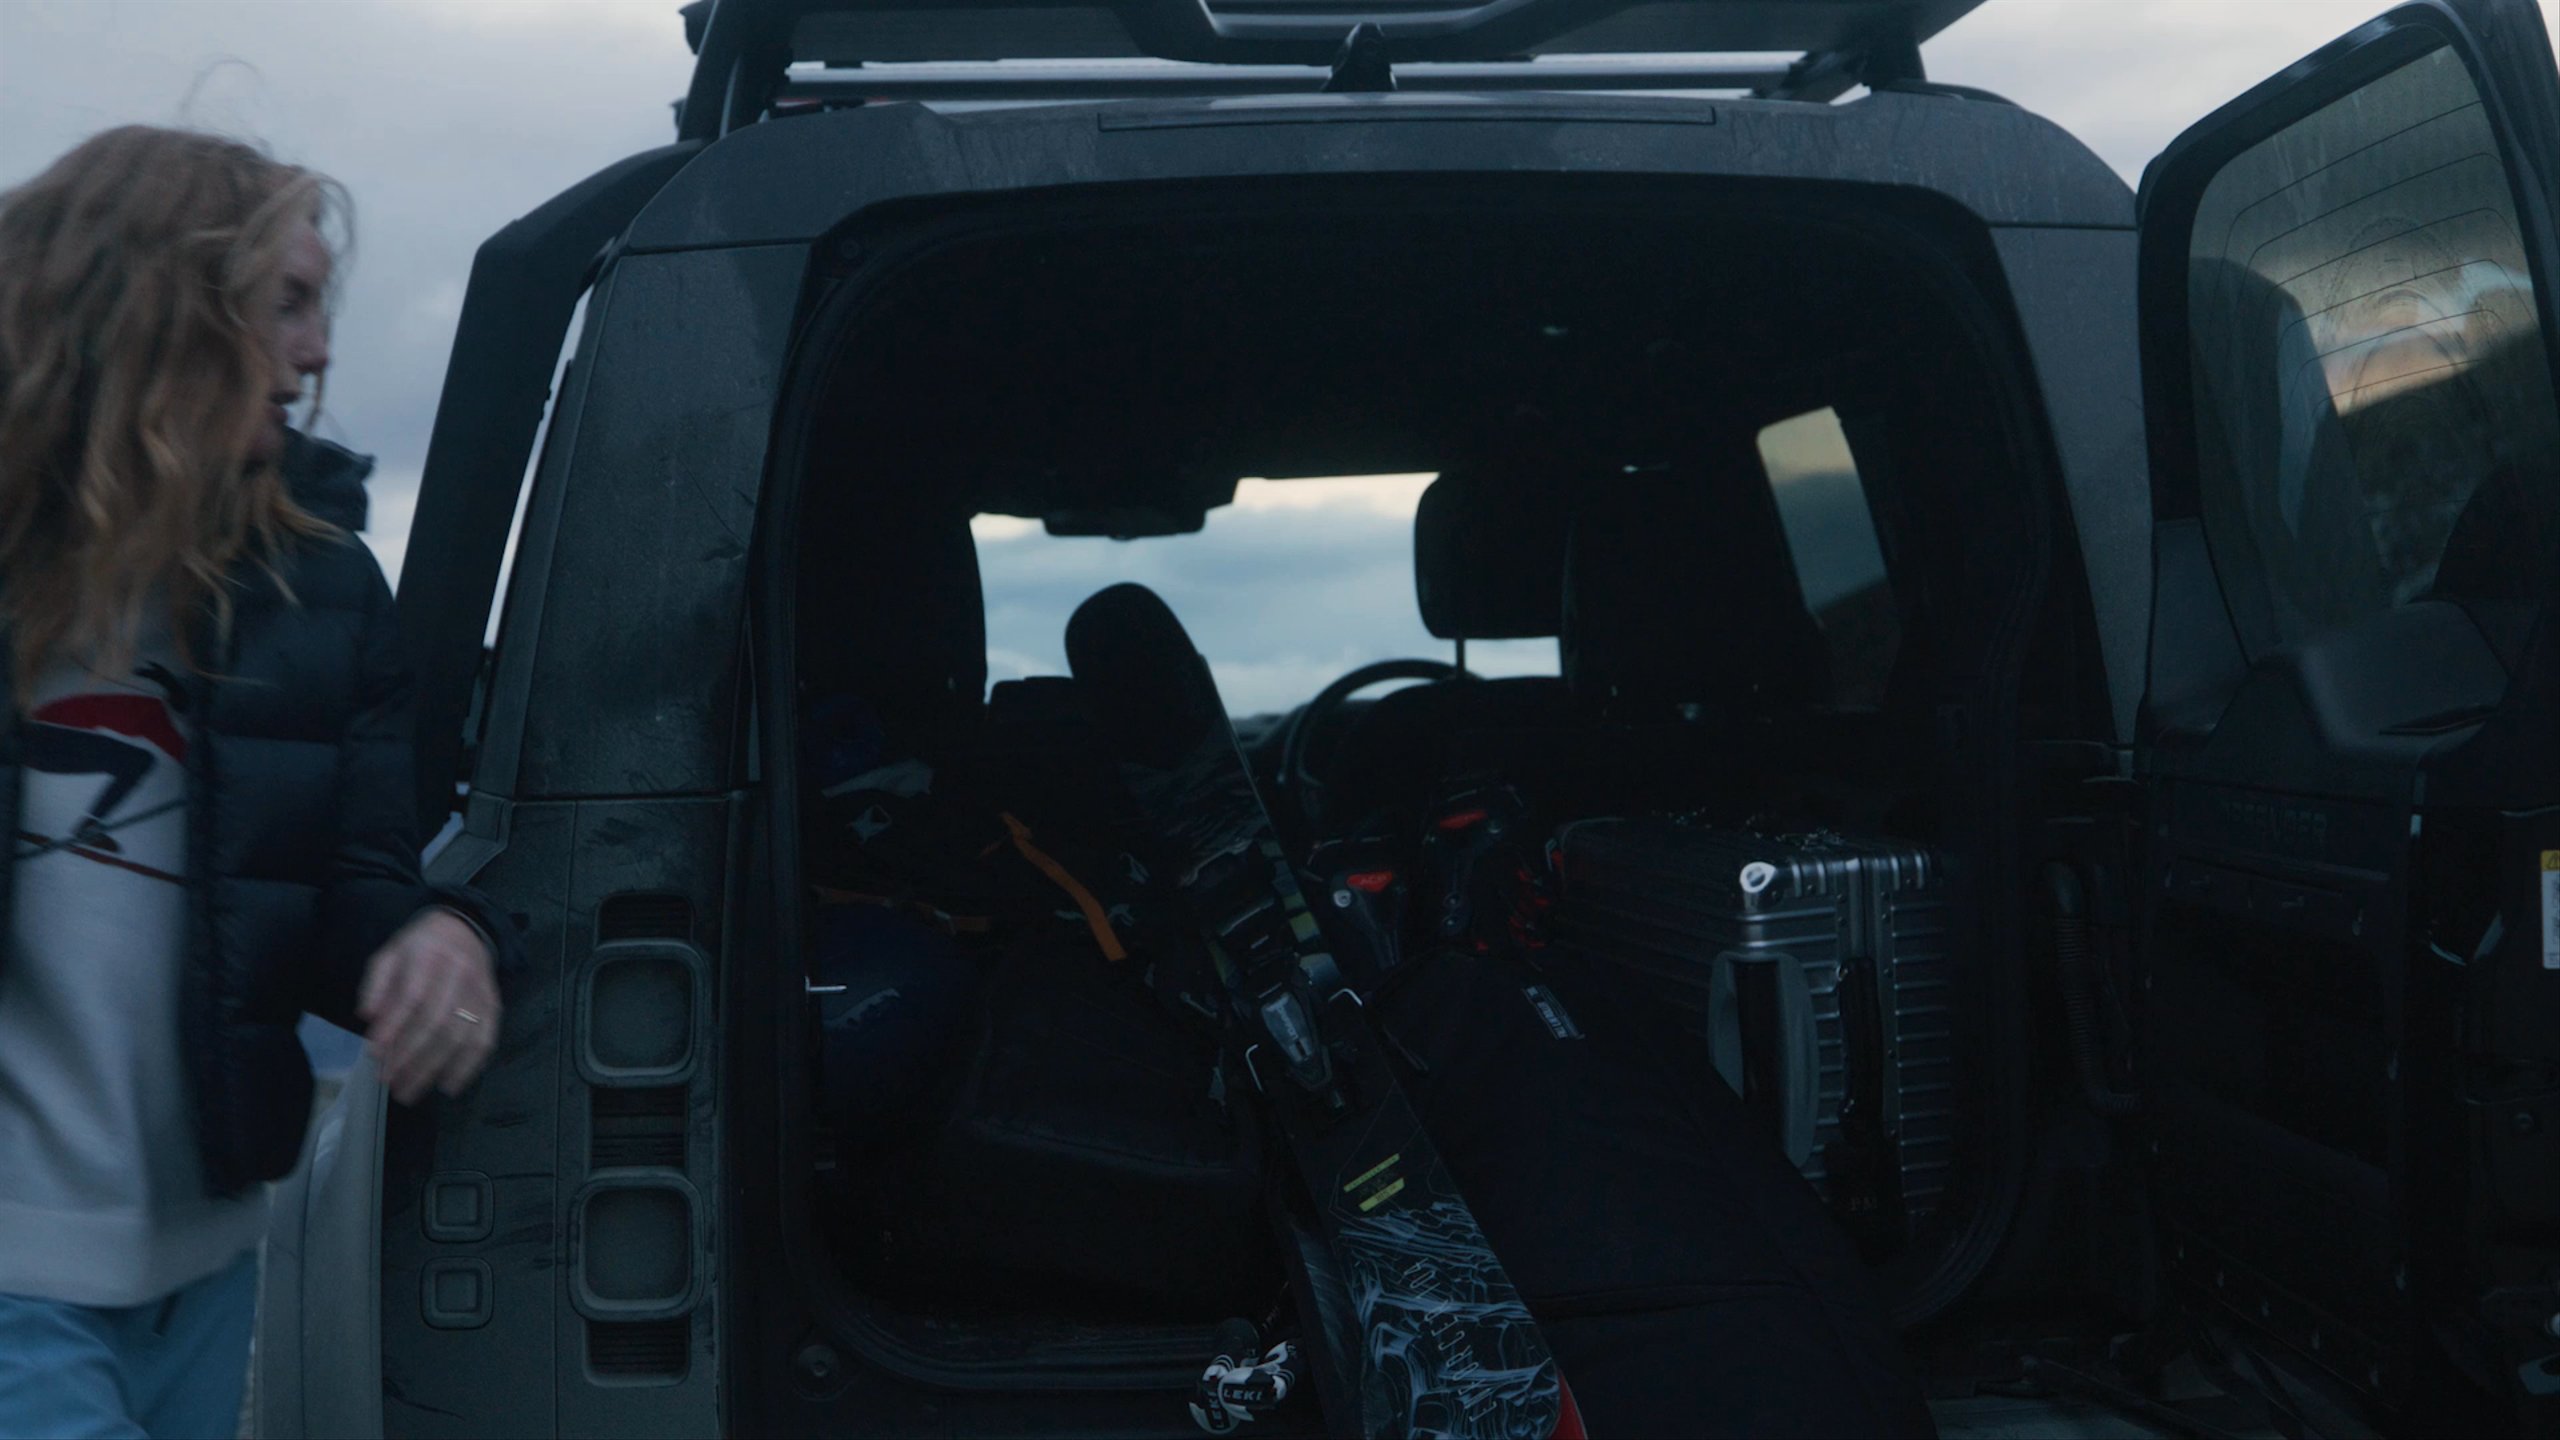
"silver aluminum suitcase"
1552,818,1955,1250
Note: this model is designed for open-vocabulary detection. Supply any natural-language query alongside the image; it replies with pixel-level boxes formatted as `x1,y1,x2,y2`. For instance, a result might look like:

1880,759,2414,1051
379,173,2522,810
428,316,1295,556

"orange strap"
1000,812,1128,962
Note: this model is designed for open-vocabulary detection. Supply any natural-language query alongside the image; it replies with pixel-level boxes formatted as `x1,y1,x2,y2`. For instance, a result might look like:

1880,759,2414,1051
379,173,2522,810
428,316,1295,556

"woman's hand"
358,908,502,1106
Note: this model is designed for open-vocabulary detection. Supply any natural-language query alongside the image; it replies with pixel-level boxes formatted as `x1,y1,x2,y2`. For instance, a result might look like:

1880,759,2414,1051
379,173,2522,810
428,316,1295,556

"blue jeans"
0,1249,258,1439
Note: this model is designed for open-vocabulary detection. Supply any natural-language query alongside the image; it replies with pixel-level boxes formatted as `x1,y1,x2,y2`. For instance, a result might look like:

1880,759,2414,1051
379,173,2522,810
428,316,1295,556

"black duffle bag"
870,935,1277,1319
1372,940,1936,1439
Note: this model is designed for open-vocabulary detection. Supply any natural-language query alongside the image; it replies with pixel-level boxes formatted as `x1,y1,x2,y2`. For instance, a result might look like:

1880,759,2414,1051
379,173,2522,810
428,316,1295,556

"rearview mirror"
1041,506,1210,539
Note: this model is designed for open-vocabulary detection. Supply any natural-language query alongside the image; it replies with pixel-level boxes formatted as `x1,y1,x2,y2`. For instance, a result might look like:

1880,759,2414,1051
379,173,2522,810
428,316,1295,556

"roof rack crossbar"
1755,6,1926,102
679,0,1988,138
776,56,1794,103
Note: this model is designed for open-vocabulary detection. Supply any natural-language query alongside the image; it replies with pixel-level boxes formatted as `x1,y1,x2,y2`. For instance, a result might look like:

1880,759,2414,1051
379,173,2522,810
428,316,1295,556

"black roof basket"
675,0,1987,138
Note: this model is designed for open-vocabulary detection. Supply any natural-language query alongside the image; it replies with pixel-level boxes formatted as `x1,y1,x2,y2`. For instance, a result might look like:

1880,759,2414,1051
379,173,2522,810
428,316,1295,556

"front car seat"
1322,468,1575,833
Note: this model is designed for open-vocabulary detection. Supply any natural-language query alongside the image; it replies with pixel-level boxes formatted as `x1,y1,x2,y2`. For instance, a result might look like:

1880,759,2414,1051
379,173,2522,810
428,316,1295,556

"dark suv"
250,2,2560,1436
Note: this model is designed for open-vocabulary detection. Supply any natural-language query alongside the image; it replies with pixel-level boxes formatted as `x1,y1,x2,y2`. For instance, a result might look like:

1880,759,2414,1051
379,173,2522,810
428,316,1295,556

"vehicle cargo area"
750,177,2146,1433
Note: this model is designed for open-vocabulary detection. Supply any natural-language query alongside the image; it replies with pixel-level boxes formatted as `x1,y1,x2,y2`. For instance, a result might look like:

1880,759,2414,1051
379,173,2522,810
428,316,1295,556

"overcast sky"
3,0,2554,709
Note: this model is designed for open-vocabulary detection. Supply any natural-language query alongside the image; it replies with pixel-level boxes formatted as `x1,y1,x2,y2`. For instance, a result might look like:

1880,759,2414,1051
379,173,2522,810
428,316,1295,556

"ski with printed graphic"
1065,582,1567,1440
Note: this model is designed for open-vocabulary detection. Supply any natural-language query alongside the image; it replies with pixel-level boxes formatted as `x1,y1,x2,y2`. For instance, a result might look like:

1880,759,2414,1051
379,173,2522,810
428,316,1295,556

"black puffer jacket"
0,434,521,1196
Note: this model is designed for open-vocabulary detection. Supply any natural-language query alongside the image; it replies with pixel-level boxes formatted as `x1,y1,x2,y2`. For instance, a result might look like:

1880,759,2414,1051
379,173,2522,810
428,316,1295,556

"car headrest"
1414,470,1569,641
812,500,988,756
1561,457,1830,712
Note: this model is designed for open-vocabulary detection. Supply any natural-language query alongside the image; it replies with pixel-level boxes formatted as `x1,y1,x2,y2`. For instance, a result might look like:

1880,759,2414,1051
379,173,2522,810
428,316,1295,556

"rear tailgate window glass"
2186,45,2560,657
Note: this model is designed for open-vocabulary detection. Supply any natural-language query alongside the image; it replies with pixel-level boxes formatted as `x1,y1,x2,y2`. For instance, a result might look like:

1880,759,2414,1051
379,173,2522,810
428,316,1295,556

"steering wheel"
1276,658,1475,830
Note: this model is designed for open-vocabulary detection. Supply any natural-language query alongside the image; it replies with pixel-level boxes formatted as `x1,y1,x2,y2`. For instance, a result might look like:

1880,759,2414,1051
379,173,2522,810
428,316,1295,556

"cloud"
1927,0,2510,184
361,466,422,586
1,0,691,576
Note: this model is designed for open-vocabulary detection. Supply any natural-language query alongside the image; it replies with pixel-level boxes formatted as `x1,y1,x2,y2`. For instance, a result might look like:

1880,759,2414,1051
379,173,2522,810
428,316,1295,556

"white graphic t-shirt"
0,621,267,1305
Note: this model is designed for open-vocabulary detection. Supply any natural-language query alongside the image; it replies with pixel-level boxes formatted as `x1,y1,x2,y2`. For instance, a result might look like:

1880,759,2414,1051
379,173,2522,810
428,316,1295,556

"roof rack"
774,56,1800,105
677,0,1987,138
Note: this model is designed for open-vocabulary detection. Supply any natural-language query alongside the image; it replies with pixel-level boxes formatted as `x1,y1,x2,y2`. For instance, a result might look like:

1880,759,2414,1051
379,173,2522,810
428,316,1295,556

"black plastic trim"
568,1171,709,1323
402,143,701,833
575,940,712,1089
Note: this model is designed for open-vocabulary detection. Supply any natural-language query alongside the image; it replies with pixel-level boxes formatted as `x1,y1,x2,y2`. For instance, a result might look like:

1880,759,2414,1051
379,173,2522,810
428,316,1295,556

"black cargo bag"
811,901,983,1150
1371,942,1933,1438
871,937,1276,1318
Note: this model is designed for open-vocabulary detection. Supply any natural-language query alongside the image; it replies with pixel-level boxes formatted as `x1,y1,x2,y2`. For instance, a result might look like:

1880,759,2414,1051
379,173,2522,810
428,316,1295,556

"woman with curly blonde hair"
0,126,517,1437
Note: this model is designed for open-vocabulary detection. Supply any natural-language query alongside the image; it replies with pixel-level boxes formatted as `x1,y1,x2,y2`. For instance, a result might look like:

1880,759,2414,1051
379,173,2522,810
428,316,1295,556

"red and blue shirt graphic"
16,664,189,886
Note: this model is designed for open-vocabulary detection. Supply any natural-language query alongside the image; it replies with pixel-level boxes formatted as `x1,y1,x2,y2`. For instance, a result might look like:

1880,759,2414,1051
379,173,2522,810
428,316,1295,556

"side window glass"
1757,407,1900,708
2188,45,2560,658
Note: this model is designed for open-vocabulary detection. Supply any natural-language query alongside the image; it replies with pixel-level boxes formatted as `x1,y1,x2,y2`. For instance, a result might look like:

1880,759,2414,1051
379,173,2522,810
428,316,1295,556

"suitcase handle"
1709,949,1820,1167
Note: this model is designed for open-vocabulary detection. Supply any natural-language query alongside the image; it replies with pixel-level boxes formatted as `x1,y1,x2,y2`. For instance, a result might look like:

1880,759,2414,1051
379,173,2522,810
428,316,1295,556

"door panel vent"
591,1084,688,1171
585,946,698,1078
586,1317,688,1383
598,893,693,943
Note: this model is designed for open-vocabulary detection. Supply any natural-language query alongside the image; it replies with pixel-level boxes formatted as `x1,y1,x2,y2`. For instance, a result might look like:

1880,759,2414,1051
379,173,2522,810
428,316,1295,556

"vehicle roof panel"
623,88,2135,252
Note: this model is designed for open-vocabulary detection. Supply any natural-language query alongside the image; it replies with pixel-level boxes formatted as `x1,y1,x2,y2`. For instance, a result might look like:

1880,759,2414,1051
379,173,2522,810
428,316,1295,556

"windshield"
974,474,1558,717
